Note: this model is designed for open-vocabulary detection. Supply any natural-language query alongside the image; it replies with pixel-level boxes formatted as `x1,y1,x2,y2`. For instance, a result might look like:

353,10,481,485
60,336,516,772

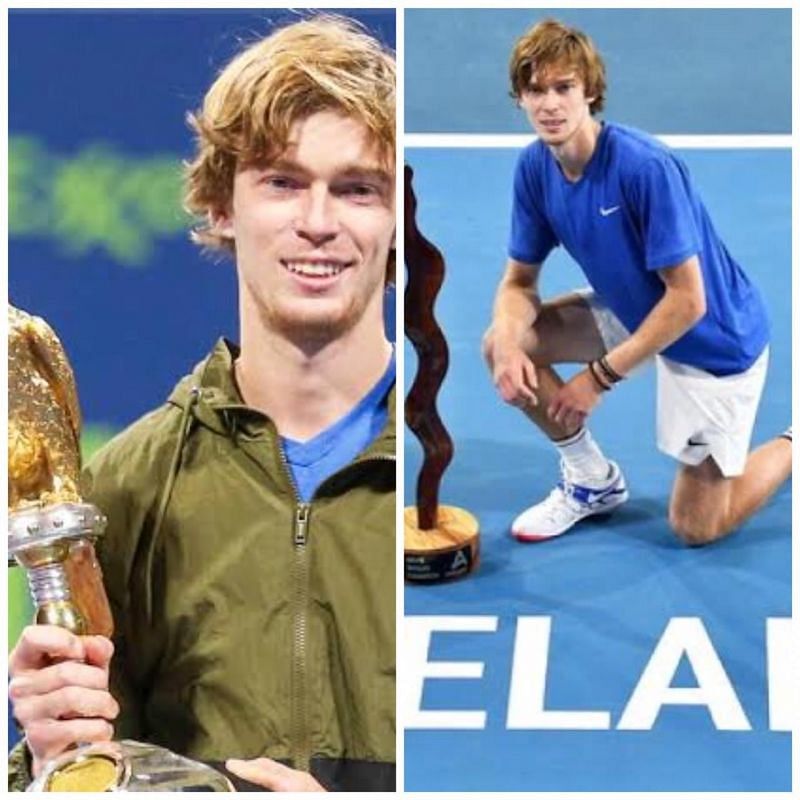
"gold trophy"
8,305,234,792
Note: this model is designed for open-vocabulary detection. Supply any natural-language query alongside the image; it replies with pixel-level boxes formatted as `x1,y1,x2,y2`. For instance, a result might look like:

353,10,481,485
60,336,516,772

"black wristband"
598,355,624,384
588,360,612,391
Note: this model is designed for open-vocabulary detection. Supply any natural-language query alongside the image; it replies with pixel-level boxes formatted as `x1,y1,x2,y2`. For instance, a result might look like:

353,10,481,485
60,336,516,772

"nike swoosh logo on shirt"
599,205,621,217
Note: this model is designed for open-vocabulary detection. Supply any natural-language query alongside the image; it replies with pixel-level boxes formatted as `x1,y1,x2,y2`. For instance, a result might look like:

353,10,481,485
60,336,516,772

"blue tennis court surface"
403,147,791,792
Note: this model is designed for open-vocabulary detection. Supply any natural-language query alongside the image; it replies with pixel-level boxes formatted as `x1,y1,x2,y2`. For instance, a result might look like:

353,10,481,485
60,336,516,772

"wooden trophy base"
404,505,480,582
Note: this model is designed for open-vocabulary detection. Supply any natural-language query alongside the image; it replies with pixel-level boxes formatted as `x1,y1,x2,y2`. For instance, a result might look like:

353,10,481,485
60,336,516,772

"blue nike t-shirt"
281,350,395,502
508,122,770,375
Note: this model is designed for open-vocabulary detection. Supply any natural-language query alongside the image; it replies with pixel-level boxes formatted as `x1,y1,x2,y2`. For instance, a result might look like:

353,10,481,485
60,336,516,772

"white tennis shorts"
579,289,768,477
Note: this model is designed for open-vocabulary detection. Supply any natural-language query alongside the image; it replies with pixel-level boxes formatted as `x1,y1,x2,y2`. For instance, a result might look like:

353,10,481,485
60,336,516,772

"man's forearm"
605,287,704,376
492,282,540,343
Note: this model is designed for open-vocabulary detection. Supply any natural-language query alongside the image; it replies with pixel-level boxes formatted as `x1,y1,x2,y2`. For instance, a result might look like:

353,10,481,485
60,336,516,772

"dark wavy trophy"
8,305,233,792
404,166,480,582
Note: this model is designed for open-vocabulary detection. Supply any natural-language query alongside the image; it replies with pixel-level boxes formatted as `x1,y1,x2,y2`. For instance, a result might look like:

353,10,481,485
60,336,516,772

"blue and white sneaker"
512,461,629,542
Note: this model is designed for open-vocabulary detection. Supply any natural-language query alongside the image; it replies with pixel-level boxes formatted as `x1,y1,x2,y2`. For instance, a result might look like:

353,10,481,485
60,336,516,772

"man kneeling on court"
482,19,791,545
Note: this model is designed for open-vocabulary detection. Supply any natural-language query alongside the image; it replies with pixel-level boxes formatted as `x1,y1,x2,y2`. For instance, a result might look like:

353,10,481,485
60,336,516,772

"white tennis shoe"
512,461,629,542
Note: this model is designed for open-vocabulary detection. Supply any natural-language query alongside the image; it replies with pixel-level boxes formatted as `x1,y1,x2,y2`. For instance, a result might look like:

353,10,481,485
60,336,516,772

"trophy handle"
9,502,114,637
64,539,115,638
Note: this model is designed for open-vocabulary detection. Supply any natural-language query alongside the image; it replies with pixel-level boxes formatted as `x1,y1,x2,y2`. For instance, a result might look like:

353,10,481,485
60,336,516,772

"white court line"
405,133,792,149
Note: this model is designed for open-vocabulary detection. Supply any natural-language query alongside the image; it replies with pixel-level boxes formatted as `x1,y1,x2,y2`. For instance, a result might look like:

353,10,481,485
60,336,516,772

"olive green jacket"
9,339,396,791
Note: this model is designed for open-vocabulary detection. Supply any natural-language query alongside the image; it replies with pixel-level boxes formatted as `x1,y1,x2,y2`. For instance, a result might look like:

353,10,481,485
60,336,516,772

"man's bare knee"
669,458,734,546
668,508,726,547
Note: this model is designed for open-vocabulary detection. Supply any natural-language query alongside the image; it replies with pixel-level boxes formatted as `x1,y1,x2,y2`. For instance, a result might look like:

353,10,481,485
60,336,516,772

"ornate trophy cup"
8,305,234,792
404,167,480,582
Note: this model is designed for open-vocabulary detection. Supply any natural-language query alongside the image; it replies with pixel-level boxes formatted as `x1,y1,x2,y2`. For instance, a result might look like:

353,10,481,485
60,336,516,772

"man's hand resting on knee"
484,327,539,407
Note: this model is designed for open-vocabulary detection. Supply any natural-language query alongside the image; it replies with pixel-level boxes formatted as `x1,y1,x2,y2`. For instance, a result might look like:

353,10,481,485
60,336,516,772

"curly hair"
509,19,606,114
184,14,396,278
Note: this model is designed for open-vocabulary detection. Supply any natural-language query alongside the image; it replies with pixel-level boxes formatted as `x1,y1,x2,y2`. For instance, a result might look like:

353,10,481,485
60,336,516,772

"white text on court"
404,616,796,732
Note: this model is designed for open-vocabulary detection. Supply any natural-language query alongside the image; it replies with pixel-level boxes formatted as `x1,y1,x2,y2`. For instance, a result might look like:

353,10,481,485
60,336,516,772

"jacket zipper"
281,447,394,773
292,502,311,773
274,440,313,773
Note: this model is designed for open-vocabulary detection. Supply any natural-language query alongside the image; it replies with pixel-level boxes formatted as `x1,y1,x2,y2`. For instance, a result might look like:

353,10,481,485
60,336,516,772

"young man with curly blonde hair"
483,19,790,545
9,15,396,792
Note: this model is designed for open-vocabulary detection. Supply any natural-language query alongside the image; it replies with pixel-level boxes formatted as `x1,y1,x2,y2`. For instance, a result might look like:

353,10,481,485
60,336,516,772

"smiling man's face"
218,110,395,344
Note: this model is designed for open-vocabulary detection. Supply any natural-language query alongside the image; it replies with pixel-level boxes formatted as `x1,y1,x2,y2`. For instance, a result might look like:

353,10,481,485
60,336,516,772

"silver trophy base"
27,740,235,792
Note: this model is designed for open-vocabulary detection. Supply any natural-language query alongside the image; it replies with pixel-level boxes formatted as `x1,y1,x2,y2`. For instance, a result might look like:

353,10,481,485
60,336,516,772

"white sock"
554,427,611,484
